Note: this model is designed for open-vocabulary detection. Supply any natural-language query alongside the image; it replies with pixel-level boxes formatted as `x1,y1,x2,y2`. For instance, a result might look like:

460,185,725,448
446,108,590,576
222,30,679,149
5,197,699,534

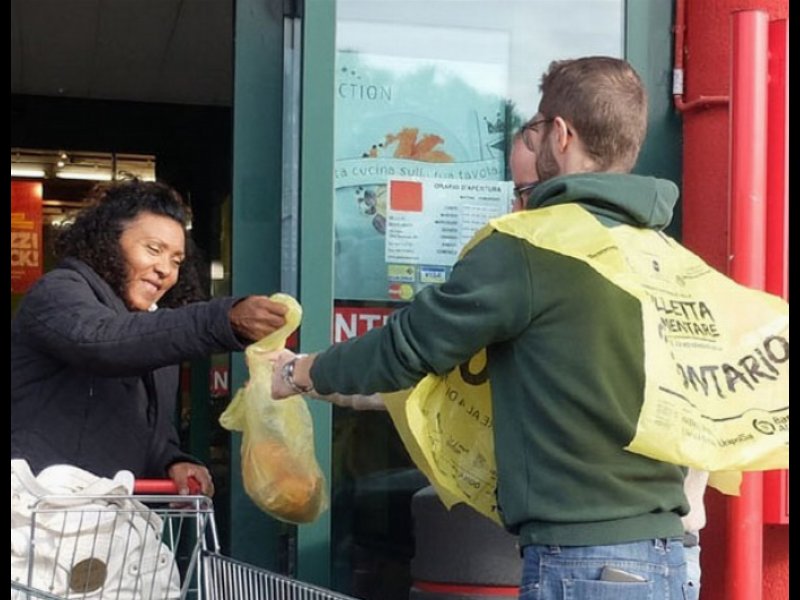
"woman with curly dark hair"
11,179,288,495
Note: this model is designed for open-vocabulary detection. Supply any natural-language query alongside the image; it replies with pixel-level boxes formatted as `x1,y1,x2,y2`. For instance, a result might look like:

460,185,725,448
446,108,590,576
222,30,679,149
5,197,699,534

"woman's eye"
147,245,161,255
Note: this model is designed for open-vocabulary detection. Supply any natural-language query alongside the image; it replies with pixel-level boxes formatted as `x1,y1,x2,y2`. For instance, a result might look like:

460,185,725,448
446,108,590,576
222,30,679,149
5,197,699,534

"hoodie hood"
527,173,679,230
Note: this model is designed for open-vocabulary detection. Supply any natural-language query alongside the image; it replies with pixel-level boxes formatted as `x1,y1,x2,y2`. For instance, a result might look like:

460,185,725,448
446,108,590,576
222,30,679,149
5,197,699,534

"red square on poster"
390,180,423,212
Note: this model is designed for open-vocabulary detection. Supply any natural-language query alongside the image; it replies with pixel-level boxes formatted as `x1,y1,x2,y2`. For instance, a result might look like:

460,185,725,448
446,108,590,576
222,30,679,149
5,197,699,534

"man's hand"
229,296,288,343
270,350,382,409
168,462,214,497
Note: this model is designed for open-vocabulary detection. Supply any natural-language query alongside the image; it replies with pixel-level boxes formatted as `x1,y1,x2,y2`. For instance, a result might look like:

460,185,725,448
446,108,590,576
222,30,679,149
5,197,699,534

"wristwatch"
281,355,315,395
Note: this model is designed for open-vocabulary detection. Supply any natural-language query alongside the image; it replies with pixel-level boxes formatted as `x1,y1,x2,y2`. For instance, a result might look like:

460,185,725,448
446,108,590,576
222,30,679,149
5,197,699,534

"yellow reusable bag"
219,294,327,524
383,352,500,524
387,204,788,522
489,205,789,474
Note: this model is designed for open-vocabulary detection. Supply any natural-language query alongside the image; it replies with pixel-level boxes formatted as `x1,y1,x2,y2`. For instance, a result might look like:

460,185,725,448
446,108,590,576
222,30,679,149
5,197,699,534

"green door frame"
626,0,683,238
230,0,337,584
230,0,288,570
296,0,336,587
230,0,680,585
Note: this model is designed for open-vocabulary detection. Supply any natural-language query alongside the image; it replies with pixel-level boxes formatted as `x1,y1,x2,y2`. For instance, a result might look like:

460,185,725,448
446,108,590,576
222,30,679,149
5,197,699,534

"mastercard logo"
388,283,414,301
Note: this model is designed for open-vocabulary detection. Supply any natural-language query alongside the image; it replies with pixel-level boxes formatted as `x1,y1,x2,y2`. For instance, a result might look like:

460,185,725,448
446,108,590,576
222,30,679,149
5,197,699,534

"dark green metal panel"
230,0,288,569
297,0,336,587
626,0,683,238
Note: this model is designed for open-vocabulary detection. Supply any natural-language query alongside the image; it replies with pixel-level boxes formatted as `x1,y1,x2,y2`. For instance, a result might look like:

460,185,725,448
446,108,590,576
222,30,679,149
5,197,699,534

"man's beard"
535,132,561,182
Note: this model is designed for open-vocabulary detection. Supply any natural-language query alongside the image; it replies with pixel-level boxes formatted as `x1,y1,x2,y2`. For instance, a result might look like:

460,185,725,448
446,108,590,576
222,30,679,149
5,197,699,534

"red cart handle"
134,477,202,495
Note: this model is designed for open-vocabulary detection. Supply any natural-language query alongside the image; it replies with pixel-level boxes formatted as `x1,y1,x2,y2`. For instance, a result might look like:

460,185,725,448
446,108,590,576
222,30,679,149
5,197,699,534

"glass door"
298,1,626,596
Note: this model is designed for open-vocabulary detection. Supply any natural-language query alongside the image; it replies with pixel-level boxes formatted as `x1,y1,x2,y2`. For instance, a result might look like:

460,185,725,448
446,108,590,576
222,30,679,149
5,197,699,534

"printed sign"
333,305,396,342
333,50,511,301
210,365,230,398
11,181,44,294
385,178,509,267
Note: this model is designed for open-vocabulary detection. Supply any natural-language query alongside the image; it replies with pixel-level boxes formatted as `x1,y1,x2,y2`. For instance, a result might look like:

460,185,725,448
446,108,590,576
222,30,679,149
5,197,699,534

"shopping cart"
11,479,358,600
201,554,357,600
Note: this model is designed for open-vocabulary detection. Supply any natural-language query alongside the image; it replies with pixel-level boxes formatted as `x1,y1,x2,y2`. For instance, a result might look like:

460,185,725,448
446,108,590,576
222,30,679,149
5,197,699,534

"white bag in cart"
11,460,180,599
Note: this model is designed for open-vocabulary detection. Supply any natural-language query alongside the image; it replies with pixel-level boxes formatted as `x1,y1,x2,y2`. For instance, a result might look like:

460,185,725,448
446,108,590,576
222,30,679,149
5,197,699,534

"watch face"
283,358,312,394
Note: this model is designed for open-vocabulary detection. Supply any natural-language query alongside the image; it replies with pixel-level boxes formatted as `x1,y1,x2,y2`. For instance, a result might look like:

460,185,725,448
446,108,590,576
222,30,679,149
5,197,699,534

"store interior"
11,0,238,550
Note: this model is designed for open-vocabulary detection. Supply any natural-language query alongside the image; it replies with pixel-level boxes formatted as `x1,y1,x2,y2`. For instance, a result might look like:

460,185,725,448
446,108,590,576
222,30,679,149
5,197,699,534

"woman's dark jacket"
11,258,246,478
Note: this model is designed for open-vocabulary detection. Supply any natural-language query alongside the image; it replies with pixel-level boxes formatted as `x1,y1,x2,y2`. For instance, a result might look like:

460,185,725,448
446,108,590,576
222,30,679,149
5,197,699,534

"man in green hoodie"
273,56,689,598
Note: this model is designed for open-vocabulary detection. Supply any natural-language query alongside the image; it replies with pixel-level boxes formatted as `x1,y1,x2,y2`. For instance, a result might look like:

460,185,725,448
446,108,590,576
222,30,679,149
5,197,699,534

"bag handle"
11,460,133,508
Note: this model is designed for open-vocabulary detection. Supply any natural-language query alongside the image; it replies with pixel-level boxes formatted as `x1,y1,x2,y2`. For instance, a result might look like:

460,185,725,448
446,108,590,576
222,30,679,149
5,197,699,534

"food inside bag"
219,294,327,524
241,438,325,523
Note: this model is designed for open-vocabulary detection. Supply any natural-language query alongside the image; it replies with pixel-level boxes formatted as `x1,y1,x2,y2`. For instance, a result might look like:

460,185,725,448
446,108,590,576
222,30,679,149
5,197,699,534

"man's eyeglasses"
513,182,539,202
521,117,554,152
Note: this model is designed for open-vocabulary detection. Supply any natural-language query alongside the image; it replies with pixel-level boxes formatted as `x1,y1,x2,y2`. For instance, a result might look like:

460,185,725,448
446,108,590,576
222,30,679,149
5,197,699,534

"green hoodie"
312,173,688,546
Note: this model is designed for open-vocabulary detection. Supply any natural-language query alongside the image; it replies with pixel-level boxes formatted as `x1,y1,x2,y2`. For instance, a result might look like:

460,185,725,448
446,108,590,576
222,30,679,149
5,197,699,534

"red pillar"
761,17,790,600
727,14,768,599
678,2,788,599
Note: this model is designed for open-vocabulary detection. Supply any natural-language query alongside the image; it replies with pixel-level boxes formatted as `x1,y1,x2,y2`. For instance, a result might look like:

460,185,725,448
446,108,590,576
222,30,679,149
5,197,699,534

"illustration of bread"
356,126,453,234
362,127,453,162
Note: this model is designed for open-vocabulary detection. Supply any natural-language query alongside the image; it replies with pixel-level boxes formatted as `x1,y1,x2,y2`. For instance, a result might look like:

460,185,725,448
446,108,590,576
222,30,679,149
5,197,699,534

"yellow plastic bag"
383,354,501,524
219,294,328,524
488,205,789,475
386,205,788,519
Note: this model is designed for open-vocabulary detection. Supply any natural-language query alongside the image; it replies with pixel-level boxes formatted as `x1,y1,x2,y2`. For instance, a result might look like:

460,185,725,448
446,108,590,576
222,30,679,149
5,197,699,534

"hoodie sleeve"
311,232,534,395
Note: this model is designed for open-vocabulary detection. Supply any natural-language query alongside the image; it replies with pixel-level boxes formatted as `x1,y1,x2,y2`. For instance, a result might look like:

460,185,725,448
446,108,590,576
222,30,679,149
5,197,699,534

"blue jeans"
518,538,689,600
683,542,701,600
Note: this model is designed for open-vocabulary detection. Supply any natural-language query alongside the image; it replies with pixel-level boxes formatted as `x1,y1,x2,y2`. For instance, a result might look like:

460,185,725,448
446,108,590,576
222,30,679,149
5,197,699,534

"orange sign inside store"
11,181,44,294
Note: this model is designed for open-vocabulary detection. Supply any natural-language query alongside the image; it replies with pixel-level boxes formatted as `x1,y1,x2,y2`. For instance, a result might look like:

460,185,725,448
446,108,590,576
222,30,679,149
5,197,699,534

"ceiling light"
210,260,225,281
56,167,113,181
11,166,46,178
12,148,156,182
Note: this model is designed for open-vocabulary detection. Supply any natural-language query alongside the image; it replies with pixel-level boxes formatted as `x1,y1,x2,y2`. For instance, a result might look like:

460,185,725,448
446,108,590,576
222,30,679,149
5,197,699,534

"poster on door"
11,181,44,294
333,50,512,301
385,178,510,270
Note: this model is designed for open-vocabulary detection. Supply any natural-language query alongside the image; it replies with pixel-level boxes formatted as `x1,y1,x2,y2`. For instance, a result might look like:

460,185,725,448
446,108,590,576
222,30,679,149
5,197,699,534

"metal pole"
765,18,788,301
762,17,789,529
727,10,769,600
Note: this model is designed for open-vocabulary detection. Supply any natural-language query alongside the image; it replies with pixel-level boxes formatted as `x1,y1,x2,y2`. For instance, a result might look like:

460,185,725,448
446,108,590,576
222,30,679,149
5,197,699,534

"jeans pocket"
563,579,653,600
683,581,699,600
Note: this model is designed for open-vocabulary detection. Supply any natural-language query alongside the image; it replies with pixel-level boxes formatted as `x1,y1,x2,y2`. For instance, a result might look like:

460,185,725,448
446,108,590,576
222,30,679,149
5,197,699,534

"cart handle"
134,477,202,495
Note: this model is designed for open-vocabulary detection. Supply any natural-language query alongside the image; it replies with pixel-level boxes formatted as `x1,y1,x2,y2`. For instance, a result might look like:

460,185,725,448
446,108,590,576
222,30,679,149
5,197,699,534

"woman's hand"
168,461,214,497
229,296,289,342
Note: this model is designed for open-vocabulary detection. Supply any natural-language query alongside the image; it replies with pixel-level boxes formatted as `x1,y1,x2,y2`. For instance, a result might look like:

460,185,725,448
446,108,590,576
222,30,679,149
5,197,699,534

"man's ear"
552,116,573,153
